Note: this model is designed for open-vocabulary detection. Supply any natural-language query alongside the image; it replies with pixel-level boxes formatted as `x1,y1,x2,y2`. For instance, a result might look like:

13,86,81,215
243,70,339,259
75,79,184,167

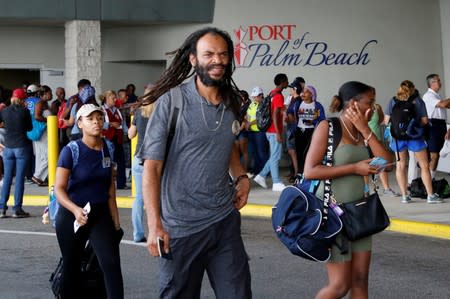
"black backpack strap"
328,117,342,150
161,86,183,171
395,139,400,162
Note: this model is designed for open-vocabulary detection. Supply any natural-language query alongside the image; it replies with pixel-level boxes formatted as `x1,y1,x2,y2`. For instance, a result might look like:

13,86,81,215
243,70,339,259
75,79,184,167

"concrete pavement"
18,170,450,240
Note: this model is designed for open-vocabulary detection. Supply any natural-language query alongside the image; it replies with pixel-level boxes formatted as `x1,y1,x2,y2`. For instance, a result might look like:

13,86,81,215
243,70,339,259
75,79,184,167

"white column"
65,20,102,97
440,0,450,100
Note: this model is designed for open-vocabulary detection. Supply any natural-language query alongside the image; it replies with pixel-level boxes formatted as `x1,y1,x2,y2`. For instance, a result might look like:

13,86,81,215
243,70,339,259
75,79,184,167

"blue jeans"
131,157,145,241
258,133,282,183
248,131,269,174
0,147,30,211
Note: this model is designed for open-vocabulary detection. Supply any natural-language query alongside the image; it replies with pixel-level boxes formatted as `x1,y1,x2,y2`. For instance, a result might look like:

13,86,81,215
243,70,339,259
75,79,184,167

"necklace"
340,117,360,143
200,98,226,131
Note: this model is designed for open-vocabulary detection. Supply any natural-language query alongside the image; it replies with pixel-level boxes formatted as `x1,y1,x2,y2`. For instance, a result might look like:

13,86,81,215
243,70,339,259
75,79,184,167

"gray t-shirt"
139,78,237,238
132,109,149,156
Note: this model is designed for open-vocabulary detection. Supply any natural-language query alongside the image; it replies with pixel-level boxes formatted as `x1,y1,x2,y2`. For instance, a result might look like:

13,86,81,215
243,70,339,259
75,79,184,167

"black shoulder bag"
337,159,390,240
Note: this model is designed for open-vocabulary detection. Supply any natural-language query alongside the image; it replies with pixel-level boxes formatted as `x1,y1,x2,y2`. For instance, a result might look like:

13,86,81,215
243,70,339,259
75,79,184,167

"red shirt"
115,98,125,108
267,88,284,134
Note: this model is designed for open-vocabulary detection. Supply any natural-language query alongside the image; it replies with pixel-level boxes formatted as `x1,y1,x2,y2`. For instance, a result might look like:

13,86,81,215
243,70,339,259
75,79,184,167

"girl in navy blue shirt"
54,104,124,299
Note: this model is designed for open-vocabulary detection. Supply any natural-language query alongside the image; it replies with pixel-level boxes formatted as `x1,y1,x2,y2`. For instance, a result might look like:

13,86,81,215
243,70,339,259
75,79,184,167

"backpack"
410,177,450,199
256,91,279,131
409,177,427,199
272,118,345,262
389,98,416,140
50,241,107,299
434,178,450,198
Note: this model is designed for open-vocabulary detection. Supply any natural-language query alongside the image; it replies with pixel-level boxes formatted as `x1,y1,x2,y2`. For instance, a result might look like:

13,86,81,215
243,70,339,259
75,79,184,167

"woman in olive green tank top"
304,82,393,299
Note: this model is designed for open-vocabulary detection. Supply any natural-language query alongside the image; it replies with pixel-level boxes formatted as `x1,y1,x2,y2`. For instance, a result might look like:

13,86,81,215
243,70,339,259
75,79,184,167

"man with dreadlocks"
139,27,252,298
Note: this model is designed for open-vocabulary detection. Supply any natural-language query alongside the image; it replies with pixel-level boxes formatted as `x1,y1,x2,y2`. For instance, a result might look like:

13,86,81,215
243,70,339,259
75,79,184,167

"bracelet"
235,174,249,184
364,131,373,147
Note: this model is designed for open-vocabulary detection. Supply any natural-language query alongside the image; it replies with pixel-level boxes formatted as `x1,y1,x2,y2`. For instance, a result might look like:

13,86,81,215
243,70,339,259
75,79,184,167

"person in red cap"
0,88,32,218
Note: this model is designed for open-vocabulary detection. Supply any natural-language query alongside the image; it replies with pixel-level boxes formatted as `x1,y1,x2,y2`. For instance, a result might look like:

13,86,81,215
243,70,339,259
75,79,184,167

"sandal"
32,176,48,187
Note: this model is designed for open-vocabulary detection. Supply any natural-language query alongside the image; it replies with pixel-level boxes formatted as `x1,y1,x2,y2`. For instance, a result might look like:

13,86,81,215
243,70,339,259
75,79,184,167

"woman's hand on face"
74,207,88,226
353,158,380,176
345,102,371,134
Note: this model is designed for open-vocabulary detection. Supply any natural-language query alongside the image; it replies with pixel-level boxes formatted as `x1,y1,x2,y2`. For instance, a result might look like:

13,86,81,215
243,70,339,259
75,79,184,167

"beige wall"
102,61,165,96
102,0,445,110
0,26,64,68
212,0,443,108
440,0,450,98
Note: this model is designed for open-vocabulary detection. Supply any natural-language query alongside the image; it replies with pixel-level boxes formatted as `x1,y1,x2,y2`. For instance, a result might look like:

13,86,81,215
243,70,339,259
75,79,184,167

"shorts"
428,119,447,153
286,130,295,150
389,138,427,153
330,233,372,263
236,130,248,141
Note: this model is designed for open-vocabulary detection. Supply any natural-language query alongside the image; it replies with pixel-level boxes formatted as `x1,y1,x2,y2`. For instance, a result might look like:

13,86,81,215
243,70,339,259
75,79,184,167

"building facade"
0,0,449,111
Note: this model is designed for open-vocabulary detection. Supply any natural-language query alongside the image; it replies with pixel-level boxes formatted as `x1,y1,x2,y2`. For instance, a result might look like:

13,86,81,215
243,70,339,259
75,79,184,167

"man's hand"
276,133,283,143
147,226,170,257
233,177,250,210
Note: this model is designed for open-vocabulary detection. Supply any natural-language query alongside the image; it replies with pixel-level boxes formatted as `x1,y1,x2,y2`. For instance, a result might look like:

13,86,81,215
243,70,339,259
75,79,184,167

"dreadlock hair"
140,27,241,117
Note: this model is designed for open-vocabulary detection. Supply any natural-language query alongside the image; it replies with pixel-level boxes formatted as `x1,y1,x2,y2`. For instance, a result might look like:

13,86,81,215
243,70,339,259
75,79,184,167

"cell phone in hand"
157,237,172,260
369,157,388,166
369,157,394,171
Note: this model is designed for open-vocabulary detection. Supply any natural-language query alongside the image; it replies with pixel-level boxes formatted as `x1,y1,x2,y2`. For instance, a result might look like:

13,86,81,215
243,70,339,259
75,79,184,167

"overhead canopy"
0,0,214,24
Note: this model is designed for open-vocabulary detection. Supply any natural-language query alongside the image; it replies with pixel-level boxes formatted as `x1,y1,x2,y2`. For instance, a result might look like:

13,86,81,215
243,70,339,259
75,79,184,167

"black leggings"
55,203,123,299
294,128,315,174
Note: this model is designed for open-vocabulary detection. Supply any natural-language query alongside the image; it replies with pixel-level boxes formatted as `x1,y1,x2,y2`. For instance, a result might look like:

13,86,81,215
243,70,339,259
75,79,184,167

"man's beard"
194,64,227,87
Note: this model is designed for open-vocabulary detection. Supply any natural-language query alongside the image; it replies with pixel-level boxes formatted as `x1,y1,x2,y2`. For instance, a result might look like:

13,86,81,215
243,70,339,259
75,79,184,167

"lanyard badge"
101,144,111,168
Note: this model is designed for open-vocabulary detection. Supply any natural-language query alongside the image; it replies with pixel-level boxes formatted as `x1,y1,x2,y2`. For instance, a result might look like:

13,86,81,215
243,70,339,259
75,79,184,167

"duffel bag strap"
321,119,338,226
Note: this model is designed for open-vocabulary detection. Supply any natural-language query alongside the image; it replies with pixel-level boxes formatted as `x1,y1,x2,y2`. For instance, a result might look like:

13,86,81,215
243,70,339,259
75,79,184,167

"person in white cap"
246,86,269,176
24,84,40,183
54,103,124,298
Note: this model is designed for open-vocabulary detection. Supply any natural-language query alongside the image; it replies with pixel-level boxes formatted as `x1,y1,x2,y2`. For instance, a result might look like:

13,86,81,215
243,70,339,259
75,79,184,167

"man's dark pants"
158,209,252,299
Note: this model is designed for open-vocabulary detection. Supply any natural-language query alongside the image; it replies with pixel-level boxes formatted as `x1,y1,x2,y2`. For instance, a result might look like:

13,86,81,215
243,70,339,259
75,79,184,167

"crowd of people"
0,25,449,298
235,74,450,205
0,81,140,219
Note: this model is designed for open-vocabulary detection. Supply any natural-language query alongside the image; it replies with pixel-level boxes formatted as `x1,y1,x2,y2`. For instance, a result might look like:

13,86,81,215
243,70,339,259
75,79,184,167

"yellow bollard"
47,115,59,194
130,115,137,197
